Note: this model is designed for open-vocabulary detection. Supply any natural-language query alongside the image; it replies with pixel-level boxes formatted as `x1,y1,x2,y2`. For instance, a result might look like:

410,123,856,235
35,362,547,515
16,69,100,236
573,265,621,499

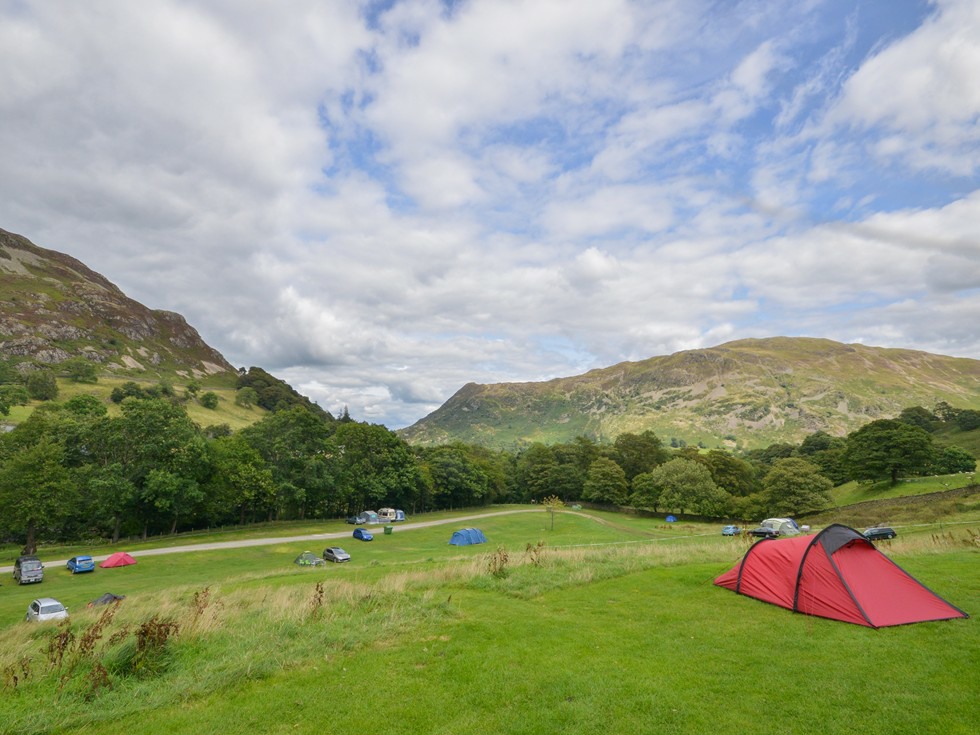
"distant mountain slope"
0,227,235,379
398,337,980,450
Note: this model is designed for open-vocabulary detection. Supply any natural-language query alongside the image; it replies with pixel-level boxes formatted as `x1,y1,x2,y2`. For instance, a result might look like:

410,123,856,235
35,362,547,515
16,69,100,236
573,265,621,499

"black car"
863,527,897,541
748,527,779,538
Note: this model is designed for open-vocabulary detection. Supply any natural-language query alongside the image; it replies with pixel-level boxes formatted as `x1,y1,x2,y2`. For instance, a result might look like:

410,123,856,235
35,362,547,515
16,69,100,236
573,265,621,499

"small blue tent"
449,528,488,546
665,515,677,522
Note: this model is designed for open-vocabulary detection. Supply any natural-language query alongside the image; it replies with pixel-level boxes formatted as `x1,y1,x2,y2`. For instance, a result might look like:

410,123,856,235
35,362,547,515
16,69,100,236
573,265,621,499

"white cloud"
822,0,980,175
1,0,978,429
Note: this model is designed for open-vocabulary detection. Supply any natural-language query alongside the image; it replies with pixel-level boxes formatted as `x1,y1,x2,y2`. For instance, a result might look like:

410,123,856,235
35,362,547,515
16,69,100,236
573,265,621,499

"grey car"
13,555,44,584
323,547,351,563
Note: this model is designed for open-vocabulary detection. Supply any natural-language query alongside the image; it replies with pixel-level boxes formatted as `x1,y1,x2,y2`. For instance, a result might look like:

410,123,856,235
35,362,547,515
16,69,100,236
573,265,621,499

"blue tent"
448,528,488,546
665,515,677,522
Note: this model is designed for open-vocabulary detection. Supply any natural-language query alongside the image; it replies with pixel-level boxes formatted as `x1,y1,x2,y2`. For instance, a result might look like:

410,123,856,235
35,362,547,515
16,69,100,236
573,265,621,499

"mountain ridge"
398,337,980,449
0,227,235,379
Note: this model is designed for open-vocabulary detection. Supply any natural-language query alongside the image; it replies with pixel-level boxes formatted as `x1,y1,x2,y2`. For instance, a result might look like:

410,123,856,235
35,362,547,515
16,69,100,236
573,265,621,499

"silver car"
323,547,351,563
26,597,69,623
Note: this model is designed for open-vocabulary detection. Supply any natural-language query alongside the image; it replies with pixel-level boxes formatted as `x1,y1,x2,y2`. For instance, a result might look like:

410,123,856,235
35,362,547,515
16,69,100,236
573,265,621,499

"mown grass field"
0,508,976,735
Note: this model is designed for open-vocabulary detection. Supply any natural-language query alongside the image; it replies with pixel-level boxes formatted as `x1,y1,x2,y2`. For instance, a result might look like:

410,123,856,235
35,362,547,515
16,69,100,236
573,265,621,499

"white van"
378,508,397,522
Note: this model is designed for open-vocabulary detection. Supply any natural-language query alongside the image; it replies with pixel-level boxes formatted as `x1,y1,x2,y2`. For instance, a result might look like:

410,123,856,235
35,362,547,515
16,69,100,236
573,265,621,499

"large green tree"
327,422,422,515
650,458,729,516
0,438,77,553
763,457,833,516
582,457,629,505
844,419,935,485
612,430,669,481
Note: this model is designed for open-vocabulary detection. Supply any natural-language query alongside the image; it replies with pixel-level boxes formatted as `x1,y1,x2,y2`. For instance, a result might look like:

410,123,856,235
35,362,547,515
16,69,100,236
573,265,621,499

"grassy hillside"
400,337,980,450
0,509,975,734
2,373,268,432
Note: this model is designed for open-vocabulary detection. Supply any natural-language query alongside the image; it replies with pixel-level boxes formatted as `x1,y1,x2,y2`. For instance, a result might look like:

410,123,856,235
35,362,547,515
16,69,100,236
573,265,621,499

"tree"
0,438,77,553
327,422,422,517
612,430,669,481
205,435,276,525
422,444,490,510
844,419,934,485
582,457,629,505
763,457,833,516
542,494,565,530
240,406,335,519
630,471,661,510
61,357,98,383
234,387,258,408
932,446,976,475
25,369,58,400
200,391,219,409
650,458,729,516
700,450,757,496
896,406,939,433
514,444,560,501
63,394,108,417
0,384,30,415
954,409,980,432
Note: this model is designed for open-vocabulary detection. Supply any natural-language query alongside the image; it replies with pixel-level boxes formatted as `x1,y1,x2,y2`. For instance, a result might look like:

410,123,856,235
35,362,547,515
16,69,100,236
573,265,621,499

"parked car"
13,555,44,584
346,513,368,525
748,526,779,538
323,547,351,563
25,598,68,623
353,528,373,542
863,527,897,541
722,525,741,536
66,555,96,574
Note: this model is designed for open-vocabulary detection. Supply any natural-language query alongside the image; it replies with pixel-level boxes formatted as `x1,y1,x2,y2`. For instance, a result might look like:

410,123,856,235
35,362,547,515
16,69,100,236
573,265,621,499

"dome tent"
100,552,136,568
448,528,488,546
714,524,968,628
294,551,324,566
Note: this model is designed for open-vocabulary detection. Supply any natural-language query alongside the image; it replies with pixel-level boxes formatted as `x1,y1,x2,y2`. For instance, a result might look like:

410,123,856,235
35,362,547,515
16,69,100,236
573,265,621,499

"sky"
1,0,978,429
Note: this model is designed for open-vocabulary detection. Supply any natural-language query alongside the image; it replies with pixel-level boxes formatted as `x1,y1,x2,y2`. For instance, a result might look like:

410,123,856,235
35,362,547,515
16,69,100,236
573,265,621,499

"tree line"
0,392,975,553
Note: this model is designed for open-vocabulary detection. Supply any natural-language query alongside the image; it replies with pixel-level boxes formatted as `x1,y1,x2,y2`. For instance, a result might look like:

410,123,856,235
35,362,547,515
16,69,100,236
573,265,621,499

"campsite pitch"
0,509,975,735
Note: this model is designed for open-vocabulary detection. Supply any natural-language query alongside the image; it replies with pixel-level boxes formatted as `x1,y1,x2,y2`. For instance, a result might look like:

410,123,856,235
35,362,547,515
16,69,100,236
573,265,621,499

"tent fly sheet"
714,524,969,627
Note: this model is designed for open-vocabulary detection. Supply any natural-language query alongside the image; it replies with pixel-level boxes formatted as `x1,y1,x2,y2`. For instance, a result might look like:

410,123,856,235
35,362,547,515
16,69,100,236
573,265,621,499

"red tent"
99,552,137,568
714,524,968,628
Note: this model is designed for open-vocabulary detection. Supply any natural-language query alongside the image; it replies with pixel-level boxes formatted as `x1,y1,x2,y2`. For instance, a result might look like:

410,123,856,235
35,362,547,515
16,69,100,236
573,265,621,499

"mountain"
398,337,980,450
0,227,235,379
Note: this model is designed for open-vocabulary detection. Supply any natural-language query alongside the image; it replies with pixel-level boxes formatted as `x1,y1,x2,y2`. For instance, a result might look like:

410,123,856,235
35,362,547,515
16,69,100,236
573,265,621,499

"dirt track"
0,509,544,574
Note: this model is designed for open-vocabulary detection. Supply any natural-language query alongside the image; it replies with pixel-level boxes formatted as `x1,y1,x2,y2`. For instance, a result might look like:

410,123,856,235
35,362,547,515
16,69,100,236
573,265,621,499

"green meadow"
0,508,976,735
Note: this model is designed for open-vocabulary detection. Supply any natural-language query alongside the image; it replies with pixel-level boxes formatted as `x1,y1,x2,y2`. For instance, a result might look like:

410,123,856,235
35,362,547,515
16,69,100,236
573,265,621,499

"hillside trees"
844,419,935,485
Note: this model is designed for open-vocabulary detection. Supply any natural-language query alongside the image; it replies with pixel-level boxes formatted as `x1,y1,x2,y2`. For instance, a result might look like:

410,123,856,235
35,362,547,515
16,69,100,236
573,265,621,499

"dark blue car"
353,528,373,542
66,555,95,574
